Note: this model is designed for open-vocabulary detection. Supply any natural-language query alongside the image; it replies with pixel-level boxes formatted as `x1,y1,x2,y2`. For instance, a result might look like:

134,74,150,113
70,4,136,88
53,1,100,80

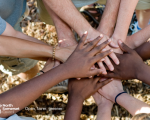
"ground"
0,0,149,120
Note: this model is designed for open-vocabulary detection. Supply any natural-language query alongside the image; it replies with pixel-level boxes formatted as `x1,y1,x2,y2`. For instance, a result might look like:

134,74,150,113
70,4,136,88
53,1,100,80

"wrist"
68,93,84,104
110,90,125,103
98,100,113,109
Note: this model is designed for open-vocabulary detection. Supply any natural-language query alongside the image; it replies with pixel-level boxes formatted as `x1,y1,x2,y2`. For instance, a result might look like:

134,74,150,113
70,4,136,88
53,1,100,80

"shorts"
0,3,38,76
37,0,106,25
136,0,150,10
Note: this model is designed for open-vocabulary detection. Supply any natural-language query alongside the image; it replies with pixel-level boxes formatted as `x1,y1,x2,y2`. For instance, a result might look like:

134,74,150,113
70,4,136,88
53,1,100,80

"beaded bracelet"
52,45,57,61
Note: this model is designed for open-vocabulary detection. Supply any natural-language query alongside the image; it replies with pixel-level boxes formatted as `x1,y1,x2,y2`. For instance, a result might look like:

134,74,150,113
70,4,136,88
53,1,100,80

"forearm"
96,105,112,120
117,93,150,116
42,0,96,38
135,41,150,61
126,25,150,49
136,63,150,85
65,95,83,120
97,0,120,37
0,64,68,118
0,36,69,62
2,22,47,45
112,0,138,42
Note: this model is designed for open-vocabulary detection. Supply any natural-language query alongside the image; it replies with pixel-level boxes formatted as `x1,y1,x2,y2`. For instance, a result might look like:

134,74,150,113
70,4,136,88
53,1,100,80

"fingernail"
59,40,63,43
97,74,99,76
111,78,114,80
108,38,111,42
89,76,93,78
118,40,122,44
110,67,114,71
101,58,105,61
84,31,87,34
110,49,113,52
116,61,120,65
77,78,81,80
100,34,103,38
102,72,107,75
102,49,106,52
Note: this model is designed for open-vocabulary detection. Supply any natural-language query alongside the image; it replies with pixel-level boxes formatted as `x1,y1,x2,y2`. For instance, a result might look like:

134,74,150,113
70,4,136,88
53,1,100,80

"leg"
17,64,39,81
136,9,150,29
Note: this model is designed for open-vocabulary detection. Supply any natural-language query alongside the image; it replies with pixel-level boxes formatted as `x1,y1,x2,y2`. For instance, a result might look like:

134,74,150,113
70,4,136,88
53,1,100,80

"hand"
87,29,120,73
103,40,145,80
42,58,60,72
93,92,113,108
98,78,124,103
68,77,112,101
64,32,113,78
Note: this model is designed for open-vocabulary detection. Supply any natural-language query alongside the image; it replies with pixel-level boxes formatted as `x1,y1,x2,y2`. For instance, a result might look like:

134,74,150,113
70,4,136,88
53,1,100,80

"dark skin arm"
65,77,112,120
0,32,113,118
103,40,150,85
135,41,150,61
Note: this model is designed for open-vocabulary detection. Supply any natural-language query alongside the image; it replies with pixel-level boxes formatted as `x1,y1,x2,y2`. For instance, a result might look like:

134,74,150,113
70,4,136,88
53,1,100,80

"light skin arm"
0,35,75,62
117,93,150,116
126,25,150,49
97,0,120,37
2,22,47,45
112,0,139,43
93,92,113,120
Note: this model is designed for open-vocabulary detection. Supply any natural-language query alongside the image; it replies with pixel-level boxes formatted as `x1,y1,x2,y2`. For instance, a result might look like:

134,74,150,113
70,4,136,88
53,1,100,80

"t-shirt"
0,0,26,35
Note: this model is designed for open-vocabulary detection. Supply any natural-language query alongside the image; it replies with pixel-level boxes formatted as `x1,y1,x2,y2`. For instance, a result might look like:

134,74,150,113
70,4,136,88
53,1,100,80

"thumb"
118,40,133,53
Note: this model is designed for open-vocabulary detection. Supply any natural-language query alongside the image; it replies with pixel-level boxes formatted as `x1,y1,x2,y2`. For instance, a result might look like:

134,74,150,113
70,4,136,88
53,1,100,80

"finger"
89,69,103,77
77,78,81,80
101,72,116,78
54,60,60,67
103,56,114,71
97,61,107,74
84,34,103,51
109,52,120,65
118,40,133,54
90,39,111,56
109,41,119,48
96,79,112,90
78,31,88,49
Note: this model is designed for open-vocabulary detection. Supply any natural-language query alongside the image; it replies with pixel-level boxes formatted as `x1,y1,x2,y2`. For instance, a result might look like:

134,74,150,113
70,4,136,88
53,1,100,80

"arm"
112,0,139,42
126,25,150,49
42,4,77,47
102,41,150,85
0,33,112,118
93,92,113,120
65,77,112,120
0,35,75,62
117,93,150,116
2,22,47,45
97,0,120,37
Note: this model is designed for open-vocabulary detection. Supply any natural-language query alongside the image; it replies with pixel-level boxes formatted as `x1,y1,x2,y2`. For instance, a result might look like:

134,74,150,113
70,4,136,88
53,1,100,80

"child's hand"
68,77,112,101
102,40,145,80
98,79,124,103
93,92,113,108
64,32,113,78
42,58,60,72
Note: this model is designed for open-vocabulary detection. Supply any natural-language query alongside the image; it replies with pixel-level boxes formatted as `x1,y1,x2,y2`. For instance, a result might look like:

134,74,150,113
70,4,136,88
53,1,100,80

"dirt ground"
0,0,150,120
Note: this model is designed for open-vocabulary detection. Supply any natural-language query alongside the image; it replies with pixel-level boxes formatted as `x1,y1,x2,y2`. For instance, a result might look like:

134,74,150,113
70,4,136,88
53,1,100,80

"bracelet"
52,45,57,61
115,92,127,104
40,70,45,74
